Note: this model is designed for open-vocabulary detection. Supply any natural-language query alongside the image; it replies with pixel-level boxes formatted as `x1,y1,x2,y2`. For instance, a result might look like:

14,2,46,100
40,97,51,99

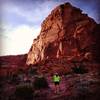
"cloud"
0,0,100,56
1,0,99,25
1,25,40,56
1,0,100,23
2,1,52,25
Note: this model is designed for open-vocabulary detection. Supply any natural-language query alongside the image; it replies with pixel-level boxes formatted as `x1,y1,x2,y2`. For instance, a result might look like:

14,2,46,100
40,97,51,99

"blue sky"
0,0,100,56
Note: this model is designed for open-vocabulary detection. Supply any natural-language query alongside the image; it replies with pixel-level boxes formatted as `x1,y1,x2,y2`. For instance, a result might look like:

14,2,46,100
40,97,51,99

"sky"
0,0,100,56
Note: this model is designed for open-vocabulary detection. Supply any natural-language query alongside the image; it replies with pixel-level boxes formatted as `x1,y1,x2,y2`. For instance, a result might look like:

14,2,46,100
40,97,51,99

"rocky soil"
0,71,100,100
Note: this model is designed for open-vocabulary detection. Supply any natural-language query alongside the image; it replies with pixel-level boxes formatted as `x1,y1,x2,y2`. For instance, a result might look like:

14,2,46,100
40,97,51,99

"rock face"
26,3,100,68
0,54,27,76
0,54,27,67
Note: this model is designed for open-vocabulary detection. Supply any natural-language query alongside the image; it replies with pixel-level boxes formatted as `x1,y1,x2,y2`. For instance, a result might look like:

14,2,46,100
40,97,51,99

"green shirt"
53,75,60,82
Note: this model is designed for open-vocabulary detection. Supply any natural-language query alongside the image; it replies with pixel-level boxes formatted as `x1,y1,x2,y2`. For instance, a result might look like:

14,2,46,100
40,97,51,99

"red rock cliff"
26,3,99,66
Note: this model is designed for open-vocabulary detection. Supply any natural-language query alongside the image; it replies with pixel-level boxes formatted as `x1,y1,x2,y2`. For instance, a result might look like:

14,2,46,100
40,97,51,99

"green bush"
15,85,34,100
33,76,49,90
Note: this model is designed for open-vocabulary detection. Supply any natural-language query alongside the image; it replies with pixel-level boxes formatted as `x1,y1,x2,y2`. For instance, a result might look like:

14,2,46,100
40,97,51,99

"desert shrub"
33,76,49,90
11,74,20,84
72,65,88,74
17,68,24,74
28,67,37,76
15,85,34,100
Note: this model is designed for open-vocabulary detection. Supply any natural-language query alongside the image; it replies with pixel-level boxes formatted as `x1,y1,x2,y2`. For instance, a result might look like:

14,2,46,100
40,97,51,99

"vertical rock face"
26,3,99,66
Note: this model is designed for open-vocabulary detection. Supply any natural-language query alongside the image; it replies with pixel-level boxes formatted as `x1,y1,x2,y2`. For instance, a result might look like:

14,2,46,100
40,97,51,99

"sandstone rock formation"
26,3,100,73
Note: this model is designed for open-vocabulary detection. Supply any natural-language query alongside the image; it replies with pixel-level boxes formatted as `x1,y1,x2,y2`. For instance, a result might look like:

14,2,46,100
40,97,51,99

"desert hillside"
0,2,100,100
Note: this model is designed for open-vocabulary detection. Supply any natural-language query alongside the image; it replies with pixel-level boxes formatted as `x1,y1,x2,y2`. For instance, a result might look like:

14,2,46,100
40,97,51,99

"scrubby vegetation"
72,66,88,74
15,85,34,100
33,76,49,90
71,61,88,74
